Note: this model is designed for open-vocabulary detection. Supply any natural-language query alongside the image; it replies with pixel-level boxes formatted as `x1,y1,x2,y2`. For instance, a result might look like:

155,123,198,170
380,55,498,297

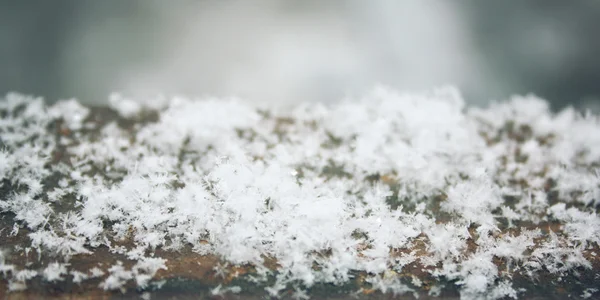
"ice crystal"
0,87,599,299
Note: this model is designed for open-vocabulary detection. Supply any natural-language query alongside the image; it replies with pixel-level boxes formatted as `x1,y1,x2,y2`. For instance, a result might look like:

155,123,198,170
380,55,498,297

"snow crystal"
100,261,133,291
48,99,89,130
0,87,599,299
43,262,69,282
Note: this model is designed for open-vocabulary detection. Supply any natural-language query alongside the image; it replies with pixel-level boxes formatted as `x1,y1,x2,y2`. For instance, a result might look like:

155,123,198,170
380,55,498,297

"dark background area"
1,1,599,111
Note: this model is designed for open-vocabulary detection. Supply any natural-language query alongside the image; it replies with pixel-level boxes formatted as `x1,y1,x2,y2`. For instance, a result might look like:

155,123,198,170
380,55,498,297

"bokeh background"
1,0,599,111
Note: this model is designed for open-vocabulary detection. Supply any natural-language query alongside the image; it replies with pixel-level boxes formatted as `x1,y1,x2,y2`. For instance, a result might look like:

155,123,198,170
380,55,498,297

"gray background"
1,1,599,111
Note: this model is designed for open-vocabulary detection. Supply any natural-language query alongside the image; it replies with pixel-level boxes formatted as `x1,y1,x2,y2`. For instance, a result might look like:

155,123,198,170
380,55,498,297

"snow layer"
0,87,599,299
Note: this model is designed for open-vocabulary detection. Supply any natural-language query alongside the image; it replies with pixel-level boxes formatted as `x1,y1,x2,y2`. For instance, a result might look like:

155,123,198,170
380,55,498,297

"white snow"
0,87,599,299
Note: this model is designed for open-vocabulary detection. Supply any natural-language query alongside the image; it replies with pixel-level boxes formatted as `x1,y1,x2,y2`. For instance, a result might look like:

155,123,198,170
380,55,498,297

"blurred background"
1,0,599,111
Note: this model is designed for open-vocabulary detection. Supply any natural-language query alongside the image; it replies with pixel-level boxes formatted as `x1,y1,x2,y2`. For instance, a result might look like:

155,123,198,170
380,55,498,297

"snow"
43,262,69,282
47,99,89,130
0,87,599,299
0,250,15,276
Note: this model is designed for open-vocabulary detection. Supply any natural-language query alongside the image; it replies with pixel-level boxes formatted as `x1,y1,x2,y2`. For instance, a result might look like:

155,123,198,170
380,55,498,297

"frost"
211,284,242,296
108,93,169,118
43,262,69,282
0,249,15,276
100,261,133,291
132,257,168,288
582,288,598,299
549,204,600,247
90,267,105,278
442,169,502,227
1,87,600,298
8,281,27,292
70,270,89,283
97,258,167,291
109,93,142,118
5,269,38,291
48,99,90,130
